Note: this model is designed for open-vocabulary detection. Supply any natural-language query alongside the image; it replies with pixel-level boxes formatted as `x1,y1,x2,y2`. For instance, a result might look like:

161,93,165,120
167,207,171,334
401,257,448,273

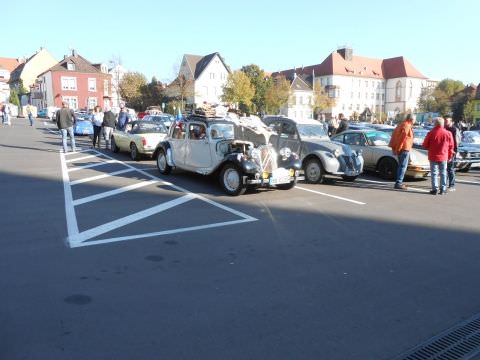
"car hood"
458,143,480,151
306,138,354,155
371,145,429,165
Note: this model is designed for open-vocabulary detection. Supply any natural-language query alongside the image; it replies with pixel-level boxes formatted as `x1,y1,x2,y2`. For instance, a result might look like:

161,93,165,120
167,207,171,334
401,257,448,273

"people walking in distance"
91,105,104,148
117,104,131,130
422,117,454,195
56,101,77,153
336,113,349,134
444,116,460,191
26,103,34,126
388,113,415,190
102,105,116,150
2,103,12,125
328,116,339,136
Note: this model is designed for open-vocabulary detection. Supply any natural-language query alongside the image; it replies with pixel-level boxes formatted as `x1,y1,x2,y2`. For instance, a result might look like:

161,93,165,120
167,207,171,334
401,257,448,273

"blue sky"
4,0,478,84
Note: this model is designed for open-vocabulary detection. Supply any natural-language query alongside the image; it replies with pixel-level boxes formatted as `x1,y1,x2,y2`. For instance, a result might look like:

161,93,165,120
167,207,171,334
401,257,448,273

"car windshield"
413,129,428,144
133,121,167,134
210,123,234,140
463,131,480,144
365,131,391,146
297,124,328,138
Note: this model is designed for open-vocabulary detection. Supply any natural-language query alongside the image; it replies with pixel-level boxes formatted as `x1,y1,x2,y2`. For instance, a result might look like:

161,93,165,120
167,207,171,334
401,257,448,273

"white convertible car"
111,120,168,160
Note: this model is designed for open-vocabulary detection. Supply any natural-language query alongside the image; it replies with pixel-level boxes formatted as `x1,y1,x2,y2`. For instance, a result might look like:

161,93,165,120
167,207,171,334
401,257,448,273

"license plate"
269,175,291,185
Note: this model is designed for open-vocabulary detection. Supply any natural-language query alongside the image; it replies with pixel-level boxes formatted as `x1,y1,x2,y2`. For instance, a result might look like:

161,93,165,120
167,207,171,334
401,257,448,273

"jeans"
430,161,447,192
103,126,113,149
28,113,33,126
92,125,102,147
395,150,410,185
60,127,76,152
447,159,455,187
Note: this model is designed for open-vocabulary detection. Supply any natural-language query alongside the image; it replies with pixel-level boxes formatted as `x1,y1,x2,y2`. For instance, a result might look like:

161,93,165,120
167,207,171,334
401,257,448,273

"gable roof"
0,57,20,73
273,49,426,80
47,53,103,74
290,76,312,91
183,52,231,80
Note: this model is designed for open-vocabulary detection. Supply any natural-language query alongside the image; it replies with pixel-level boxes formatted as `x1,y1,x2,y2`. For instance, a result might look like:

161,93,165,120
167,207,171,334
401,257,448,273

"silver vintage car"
154,115,302,196
263,116,364,183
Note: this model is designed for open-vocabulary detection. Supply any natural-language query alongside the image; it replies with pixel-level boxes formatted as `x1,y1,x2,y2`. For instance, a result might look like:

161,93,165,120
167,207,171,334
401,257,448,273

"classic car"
154,114,302,196
143,114,174,130
331,129,430,180
111,120,168,160
73,118,94,136
456,131,480,172
262,116,364,183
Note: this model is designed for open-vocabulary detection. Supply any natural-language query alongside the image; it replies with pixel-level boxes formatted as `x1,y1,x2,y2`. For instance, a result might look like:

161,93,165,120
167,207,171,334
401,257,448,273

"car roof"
263,116,319,125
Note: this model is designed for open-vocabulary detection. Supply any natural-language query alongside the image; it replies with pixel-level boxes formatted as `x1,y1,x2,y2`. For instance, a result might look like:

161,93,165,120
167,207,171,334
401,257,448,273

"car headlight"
279,147,292,160
333,149,341,157
250,148,261,162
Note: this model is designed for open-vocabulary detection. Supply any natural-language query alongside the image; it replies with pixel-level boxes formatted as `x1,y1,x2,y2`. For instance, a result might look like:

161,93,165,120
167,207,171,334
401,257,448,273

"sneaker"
448,187,456,192
394,183,408,190
429,190,438,195
439,189,448,195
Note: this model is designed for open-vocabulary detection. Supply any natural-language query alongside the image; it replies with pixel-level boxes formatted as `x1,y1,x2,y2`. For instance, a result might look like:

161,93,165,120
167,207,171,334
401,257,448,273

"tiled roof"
183,52,231,80
290,76,312,91
273,49,426,80
0,57,20,72
47,53,102,74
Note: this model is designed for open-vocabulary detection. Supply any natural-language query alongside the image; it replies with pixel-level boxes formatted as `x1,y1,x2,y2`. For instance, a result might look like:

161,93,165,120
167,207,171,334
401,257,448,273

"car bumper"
406,165,430,178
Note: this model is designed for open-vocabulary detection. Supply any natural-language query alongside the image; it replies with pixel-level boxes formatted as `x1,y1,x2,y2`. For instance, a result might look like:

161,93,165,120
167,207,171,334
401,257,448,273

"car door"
169,122,187,167
277,120,301,156
184,123,213,170
343,132,374,167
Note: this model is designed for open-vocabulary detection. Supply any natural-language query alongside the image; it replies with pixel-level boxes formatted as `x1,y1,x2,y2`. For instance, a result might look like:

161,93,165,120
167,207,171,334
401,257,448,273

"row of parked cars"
89,112,480,196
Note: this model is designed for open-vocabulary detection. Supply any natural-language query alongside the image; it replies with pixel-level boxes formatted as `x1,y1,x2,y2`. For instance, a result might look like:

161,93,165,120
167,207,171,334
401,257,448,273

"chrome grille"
341,155,355,169
256,145,278,172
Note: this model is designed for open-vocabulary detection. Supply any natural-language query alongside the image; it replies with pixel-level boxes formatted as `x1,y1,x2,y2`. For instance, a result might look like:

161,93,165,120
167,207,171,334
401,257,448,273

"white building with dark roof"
279,75,314,119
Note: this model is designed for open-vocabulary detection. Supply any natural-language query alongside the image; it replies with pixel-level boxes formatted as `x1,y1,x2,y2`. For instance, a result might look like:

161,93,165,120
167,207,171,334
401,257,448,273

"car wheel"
341,175,357,182
156,148,171,175
111,136,119,153
304,158,325,184
378,157,397,180
276,177,297,190
130,143,139,161
457,163,471,172
219,163,247,196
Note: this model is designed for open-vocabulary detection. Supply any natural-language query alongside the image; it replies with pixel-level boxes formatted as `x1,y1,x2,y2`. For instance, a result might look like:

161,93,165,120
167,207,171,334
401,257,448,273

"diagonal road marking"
70,168,135,186
66,154,103,163
295,186,366,205
69,194,196,244
68,159,118,172
72,179,158,206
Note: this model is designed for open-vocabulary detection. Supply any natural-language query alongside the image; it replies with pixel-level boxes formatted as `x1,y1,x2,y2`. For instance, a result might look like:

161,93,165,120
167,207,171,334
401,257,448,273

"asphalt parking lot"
2,118,480,360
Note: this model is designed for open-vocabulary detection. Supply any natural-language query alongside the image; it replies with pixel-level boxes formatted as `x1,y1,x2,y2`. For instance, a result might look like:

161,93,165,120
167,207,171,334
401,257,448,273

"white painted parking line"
68,159,118,172
295,186,366,205
356,178,430,193
66,154,102,163
69,194,195,245
73,179,158,206
456,179,480,185
70,168,135,186
60,149,258,248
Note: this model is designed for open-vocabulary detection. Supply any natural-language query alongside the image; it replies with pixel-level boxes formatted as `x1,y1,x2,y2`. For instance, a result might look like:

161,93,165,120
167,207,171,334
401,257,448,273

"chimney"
337,47,353,61
72,49,77,57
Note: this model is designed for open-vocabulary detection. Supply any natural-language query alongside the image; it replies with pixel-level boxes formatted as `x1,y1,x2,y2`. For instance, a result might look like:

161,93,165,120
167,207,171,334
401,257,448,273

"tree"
142,76,166,108
312,80,336,118
240,64,268,113
9,88,20,106
417,87,436,112
118,72,147,110
221,70,255,113
264,76,290,114
167,74,194,111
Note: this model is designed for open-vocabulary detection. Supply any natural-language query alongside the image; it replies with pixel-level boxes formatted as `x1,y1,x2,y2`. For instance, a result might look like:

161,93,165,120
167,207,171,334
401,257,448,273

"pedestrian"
3,103,12,125
422,117,454,195
26,103,34,126
336,113,349,134
102,105,116,150
388,113,415,190
329,116,339,136
117,104,131,130
56,101,77,153
444,116,460,191
91,105,104,148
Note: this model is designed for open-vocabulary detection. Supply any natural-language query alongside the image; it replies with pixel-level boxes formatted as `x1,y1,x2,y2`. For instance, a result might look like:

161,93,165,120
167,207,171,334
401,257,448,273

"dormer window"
67,62,75,71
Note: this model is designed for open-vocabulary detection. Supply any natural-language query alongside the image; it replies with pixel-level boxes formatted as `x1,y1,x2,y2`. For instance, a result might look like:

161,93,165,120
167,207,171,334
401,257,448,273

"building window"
395,81,402,102
358,80,361,87
210,73,215,79
67,62,75,71
350,92,354,98
356,104,360,110
376,93,380,100
371,93,374,99
358,92,361,98
365,81,368,87
87,97,97,109
88,78,96,92
62,96,78,110
382,94,385,101
61,77,77,90
409,81,413,99
104,80,109,96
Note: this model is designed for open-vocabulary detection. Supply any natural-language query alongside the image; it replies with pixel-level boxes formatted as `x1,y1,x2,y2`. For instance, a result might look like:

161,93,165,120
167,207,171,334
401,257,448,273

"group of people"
389,114,458,195
55,102,132,153
0,103,12,125
325,113,349,136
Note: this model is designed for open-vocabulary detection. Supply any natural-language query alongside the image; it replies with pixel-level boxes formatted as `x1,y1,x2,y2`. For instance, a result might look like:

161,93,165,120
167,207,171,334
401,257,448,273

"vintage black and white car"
153,115,302,195
262,116,364,183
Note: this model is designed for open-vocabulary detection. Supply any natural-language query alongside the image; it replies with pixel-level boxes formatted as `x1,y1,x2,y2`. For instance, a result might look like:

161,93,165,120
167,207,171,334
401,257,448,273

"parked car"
143,114,174,130
262,116,363,183
455,131,480,172
73,118,94,136
331,129,430,180
154,115,302,196
111,120,168,160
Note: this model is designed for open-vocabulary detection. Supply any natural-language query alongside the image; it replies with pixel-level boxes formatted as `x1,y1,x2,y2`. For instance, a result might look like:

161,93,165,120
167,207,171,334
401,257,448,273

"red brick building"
37,50,111,111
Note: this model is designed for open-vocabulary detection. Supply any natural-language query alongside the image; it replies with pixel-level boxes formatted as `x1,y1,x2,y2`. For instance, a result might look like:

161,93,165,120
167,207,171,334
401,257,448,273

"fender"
308,150,341,174
154,141,174,166
224,153,258,174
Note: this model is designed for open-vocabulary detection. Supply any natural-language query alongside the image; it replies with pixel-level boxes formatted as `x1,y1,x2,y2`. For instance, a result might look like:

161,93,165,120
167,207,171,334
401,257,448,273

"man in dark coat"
444,116,460,191
56,101,76,153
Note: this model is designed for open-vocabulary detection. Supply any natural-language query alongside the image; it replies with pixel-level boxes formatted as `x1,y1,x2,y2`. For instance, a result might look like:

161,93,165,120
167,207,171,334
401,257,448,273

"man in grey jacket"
56,101,77,153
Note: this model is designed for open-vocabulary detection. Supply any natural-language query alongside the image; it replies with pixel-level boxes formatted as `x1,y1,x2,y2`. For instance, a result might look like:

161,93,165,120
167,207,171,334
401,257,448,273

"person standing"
102,105,116,150
56,101,77,153
91,105,104,148
422,117,454,195
444,116,460,191
117,104,131,130
336,113,349,134
26,103,34,126
388,113,415,190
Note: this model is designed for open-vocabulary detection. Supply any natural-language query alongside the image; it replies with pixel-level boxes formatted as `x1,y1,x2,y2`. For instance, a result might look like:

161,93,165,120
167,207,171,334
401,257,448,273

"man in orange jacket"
388,113,415,189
